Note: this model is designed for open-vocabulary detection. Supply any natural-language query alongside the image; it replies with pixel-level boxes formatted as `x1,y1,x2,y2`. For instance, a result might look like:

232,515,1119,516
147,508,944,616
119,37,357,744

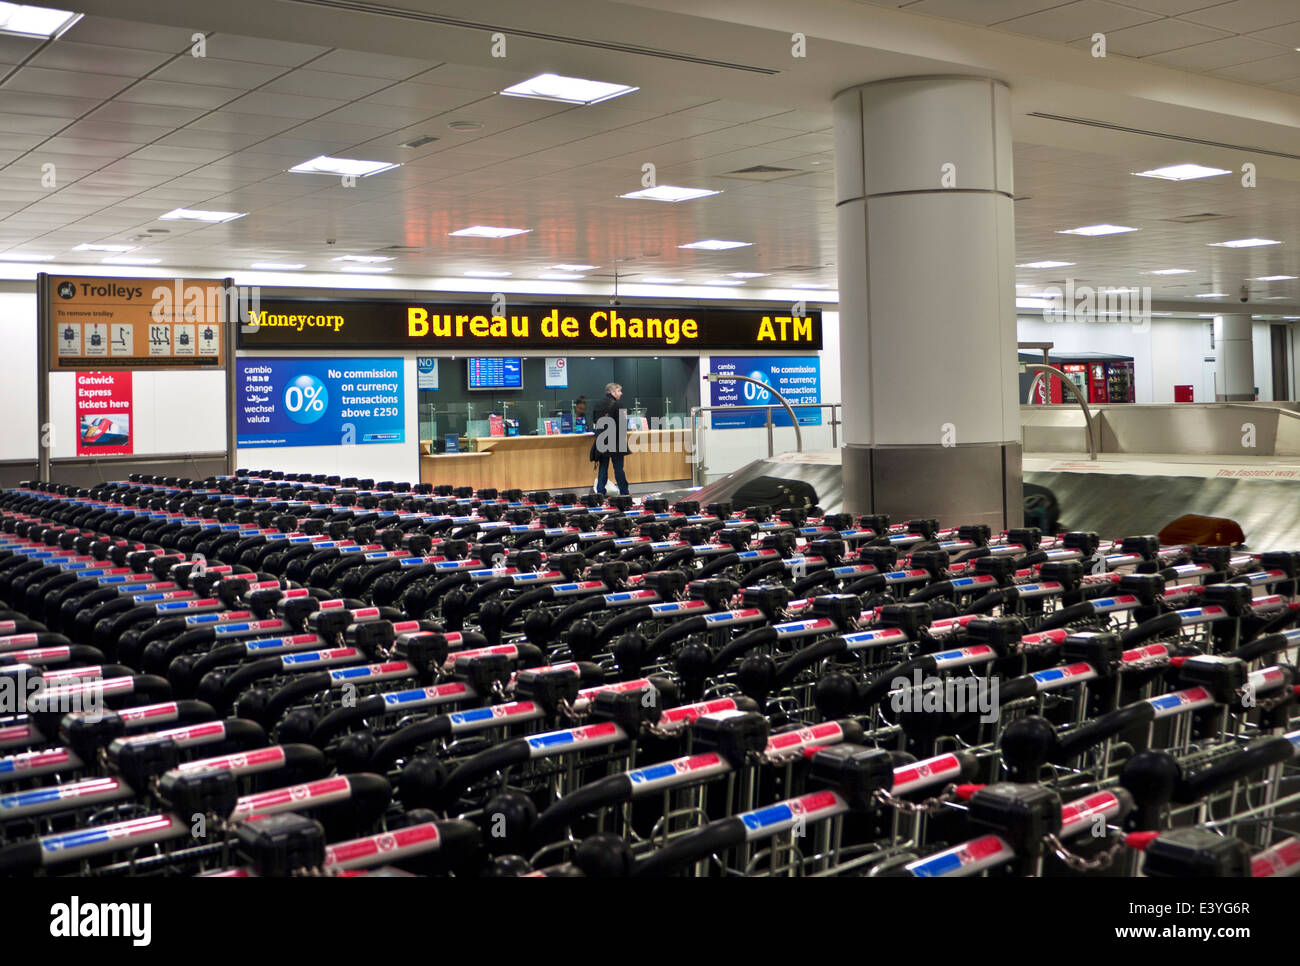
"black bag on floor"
731,475,819,512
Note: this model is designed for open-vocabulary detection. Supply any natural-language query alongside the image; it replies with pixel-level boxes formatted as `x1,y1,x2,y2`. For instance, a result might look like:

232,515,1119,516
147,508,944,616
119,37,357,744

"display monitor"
467,357,522,390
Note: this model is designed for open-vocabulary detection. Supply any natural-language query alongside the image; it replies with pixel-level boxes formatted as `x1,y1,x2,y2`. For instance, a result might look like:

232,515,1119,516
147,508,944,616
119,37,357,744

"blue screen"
467,357,522,389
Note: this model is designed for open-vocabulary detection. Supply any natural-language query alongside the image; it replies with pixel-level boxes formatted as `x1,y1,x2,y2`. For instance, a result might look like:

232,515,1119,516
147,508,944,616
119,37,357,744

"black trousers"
596,453,629,495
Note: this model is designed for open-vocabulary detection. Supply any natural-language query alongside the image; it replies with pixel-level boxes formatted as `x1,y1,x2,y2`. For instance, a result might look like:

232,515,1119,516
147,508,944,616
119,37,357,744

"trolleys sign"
46,275,227,370
238,299,822,352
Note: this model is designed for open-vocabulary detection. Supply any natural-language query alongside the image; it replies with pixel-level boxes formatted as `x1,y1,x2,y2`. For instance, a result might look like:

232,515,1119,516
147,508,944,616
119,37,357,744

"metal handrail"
1024,363,1099,460
688,402,842,486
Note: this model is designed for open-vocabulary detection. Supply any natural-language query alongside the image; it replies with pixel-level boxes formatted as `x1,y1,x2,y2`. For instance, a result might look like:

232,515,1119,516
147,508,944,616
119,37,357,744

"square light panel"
1057,225,1138,236
501,73,638,105
679,239,751,250
0,4,81,39
160,208,245,223
1132,164,1231,181
619,185,721,202
451,226,531,238
289,155,399,177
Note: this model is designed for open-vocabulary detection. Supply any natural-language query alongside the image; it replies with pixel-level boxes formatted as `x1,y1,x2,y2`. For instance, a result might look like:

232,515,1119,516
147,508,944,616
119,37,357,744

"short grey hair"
605,382,621,395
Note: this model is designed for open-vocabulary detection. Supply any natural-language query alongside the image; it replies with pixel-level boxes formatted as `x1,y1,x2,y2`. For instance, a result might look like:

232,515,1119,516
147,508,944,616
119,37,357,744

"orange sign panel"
48,276,226,369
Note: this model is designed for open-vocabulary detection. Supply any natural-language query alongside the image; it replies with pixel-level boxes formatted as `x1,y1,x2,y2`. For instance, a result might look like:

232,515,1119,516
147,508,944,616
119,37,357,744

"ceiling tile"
898,0,1074,24
114,80,244,110
263,69,394,100
1210,52,1300,82
1103,18,1230,56
27,42,171,77
1179,0,1300,32
997,0,1159,41
225,90,347,119
307,49,440,80
63,15,196,53
200,34,329,67
1146,33,1292,68
151,56,288,89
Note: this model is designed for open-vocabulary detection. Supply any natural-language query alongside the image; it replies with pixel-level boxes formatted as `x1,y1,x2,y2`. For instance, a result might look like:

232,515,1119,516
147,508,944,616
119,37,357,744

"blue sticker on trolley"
236,357,405,448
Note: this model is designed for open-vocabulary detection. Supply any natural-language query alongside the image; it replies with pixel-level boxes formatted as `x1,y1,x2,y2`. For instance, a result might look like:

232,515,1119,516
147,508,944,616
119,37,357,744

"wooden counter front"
418,452,494,490
420,432,691,491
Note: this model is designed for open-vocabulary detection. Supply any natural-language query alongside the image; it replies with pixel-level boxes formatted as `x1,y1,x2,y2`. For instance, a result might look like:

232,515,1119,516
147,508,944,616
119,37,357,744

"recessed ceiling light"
0,252,53,261
1057,225,1138,236
1256,275,1297,281
102,256,161,265
160,207,245,223
538,273,584,280
289,155,399,177
1133,164,1231,181
0,4,81,40
333,254,393,263
619,185,721,203
1195,292,1230,298
500,73,638,105
705,279,746,286
549,264,597,272
447,120,483,132
1149,268,1193,275
679,239,751,250
729,272,768,278
464,270,512,278
74,243,135,253
450,226,531,238
1209,238,1281,248
250,262,305,270
640,277,684,284
1016,260,1075,269
339,265,392,273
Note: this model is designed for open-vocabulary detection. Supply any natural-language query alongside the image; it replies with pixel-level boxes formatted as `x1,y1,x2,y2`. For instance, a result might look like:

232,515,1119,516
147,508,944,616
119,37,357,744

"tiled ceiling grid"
0,11,1295,300
858,0,1300,90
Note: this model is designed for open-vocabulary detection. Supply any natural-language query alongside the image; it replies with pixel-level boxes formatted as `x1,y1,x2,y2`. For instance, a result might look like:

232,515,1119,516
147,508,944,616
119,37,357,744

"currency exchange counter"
419,431,693,491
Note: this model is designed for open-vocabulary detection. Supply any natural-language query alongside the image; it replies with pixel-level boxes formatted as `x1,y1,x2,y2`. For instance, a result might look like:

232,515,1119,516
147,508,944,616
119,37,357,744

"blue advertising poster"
708,357,821,429
237,357,405,448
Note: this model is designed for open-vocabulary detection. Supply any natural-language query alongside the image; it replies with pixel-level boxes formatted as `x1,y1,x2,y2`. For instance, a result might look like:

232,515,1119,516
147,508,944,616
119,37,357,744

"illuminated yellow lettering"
408,307,428,337
489,316,507,337
470,315,489,337
455,314,468,337
758,317,776,341
432,314,451,337
589,311,607,338
609,310,626,340
794,317,812,341
561,315,579,337
682,319,698,340
512,315,528,337
663,318,680,345
542,310,560,338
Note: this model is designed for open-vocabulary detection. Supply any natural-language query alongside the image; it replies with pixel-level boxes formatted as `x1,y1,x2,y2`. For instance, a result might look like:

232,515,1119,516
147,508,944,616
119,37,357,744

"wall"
234,355,419,484
1016,314,1284,404
698,311,842,481
0,290,37,463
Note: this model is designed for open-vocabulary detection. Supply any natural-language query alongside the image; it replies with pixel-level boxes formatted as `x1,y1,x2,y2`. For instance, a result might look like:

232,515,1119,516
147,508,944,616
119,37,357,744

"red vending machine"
1056,353,1136,403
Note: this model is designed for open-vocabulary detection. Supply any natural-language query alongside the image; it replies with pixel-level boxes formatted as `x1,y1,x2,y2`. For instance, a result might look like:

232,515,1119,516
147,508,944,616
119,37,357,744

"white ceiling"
860,0,1300,89
0,1,1295,305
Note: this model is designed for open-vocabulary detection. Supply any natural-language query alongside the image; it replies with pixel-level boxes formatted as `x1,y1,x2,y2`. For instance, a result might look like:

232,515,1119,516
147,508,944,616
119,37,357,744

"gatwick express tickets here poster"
236,358,405,448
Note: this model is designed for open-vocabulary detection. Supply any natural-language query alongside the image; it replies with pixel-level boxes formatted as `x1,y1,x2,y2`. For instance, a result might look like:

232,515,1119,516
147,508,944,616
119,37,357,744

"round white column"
833,76,1021,528
1214,315,1255,401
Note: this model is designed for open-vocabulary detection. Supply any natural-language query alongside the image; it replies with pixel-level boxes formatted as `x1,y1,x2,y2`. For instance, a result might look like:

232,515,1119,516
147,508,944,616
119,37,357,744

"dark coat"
588,393,629,461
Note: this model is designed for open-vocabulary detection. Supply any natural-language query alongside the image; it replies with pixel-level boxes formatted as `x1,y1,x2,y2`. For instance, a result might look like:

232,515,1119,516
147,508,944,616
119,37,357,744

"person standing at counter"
589,382,630,496
573,395,588,433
